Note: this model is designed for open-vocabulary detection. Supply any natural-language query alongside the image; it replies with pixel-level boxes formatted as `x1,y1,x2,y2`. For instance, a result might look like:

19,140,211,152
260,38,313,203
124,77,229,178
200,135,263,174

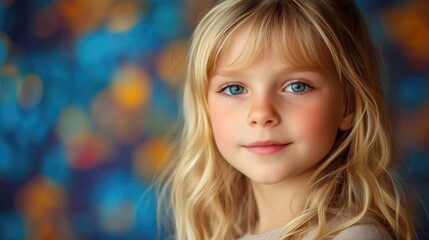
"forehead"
217,21,254,69
211,18,335,77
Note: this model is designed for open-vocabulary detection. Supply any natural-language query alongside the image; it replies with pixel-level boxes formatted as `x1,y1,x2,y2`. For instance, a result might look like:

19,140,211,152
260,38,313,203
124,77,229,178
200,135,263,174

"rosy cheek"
210,107,230,140
297,104,340,142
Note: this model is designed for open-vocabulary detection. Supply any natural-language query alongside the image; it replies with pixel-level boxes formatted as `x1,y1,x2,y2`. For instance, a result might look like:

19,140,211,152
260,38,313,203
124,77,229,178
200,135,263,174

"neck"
251,170,314,234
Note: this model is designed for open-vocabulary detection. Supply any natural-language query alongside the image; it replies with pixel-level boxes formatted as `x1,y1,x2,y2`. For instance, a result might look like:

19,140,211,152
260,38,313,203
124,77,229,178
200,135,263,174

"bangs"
212,1,332,74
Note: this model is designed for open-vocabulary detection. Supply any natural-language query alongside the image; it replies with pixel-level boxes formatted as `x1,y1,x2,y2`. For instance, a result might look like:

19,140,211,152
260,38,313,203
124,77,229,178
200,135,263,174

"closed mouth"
244,141,291,155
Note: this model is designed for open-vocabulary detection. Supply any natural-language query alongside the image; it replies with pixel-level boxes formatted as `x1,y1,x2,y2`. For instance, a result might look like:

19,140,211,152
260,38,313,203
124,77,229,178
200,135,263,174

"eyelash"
284,81,313,95
216,81,312,97
216,83,247,97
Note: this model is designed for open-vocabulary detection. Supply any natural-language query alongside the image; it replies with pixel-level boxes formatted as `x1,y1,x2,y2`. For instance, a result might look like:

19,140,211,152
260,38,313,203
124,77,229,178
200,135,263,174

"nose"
247,96,280,127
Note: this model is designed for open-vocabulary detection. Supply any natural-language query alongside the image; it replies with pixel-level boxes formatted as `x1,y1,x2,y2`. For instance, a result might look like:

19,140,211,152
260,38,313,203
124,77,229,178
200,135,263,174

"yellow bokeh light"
15,177,70,239
111,64,152,112
16,177,67,219
59,0,115,35
132,138,172,181
106,0,140,32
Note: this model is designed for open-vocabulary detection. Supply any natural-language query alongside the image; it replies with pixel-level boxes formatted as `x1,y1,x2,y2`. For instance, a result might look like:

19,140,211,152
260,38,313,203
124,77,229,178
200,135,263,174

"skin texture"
207,22,352,233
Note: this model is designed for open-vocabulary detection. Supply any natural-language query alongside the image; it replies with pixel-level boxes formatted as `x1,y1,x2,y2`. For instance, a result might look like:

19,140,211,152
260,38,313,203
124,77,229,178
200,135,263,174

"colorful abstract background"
0,0,428,239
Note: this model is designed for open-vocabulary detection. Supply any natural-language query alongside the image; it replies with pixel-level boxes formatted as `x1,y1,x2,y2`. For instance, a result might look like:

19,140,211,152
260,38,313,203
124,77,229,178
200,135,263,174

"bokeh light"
91,89,119,136
111,64,152,112
383,0,429,71
106,0,141,33
157,39,188,85
65,131,111,170
56,106,90,142
16,73,44,109
133,138,172,181
0,64,20,103
15,177,71,239
91,88,147,144
59,0,114,36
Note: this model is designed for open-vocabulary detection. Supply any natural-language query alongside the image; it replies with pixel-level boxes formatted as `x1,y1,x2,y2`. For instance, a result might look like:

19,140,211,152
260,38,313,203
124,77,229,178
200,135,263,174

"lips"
244,141,290,155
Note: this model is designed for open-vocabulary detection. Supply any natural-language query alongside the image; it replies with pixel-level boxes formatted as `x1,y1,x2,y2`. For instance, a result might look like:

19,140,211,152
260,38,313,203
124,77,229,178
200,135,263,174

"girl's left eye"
284,82,310,93
219,84,248,96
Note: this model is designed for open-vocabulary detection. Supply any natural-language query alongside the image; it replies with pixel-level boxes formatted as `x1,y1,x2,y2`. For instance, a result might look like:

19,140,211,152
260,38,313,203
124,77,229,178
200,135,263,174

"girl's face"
207,23,351,185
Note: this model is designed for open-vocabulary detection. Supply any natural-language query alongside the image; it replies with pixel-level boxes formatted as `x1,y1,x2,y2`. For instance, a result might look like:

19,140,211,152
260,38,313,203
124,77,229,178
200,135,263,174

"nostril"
265,120,274,126
247,103,281,127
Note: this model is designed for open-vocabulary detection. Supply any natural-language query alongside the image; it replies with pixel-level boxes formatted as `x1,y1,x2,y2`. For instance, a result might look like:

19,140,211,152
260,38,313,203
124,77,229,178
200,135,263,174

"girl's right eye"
218,84,248,96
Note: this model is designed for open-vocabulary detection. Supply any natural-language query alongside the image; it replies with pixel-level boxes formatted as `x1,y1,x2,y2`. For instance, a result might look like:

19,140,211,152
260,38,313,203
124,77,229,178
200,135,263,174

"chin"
246,172,293,185
245,166,312,186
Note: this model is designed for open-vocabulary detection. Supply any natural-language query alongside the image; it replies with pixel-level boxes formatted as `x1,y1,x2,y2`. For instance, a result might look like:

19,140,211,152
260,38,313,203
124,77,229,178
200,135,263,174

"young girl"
157,0,415,239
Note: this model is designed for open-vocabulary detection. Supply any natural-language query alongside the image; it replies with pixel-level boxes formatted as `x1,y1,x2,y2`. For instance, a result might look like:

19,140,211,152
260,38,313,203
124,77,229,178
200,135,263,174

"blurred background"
0,0,428,239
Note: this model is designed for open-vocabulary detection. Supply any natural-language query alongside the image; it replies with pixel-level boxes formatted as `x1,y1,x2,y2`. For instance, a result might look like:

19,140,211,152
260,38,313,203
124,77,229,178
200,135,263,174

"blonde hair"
157,0,415,239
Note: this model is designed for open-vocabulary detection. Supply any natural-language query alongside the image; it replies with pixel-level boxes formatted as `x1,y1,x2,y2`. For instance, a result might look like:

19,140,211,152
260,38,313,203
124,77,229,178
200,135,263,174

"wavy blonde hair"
157,0,415,239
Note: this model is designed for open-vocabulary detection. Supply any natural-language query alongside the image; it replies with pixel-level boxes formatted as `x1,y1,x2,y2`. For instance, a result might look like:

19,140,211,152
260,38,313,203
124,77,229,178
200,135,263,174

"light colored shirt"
238,224,393,240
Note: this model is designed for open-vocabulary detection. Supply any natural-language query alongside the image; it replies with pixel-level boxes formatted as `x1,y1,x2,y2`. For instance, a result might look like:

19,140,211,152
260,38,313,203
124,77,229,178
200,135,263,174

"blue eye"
284,82,310,93
221,84,248,95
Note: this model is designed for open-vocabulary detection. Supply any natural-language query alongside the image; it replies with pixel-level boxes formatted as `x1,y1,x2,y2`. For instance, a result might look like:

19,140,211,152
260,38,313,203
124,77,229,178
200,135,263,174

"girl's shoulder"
237,224,392,240
333,224,393,240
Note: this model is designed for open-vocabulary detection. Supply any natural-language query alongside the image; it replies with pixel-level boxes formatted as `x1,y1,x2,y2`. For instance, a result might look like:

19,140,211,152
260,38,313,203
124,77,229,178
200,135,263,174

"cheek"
295,101,341,145
211,114,228,142
208,101,237,148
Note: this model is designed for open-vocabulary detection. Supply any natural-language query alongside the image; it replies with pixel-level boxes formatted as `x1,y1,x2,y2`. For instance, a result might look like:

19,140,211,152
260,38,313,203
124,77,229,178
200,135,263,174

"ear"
339,110,354,131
